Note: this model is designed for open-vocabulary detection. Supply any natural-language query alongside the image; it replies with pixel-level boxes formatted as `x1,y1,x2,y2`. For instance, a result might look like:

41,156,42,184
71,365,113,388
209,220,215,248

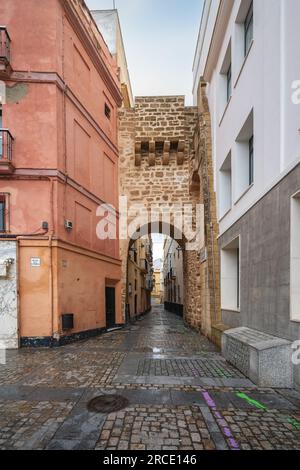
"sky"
152,234,164,261
86,0,204,105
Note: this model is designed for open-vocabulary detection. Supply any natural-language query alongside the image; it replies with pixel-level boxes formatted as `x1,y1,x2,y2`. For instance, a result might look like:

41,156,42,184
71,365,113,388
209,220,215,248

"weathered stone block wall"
119,96,205,330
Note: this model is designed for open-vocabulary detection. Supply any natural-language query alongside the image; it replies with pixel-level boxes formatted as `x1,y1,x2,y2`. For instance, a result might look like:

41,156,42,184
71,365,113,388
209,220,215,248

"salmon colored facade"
0,0,123,347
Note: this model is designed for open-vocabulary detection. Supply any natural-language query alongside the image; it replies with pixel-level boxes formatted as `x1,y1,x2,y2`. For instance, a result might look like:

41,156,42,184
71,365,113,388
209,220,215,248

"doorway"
105,287,116,329
134,295,137,316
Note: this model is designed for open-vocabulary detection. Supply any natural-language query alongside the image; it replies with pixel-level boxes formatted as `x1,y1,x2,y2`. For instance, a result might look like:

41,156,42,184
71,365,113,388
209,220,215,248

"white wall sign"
31,258,41,267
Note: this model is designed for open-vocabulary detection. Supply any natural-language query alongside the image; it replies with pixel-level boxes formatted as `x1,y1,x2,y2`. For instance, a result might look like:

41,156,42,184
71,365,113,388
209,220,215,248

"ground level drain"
87,395,130,414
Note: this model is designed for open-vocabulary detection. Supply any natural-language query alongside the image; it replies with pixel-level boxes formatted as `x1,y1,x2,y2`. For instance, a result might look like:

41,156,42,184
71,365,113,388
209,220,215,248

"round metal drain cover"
87,395,129,414
137,347,153,353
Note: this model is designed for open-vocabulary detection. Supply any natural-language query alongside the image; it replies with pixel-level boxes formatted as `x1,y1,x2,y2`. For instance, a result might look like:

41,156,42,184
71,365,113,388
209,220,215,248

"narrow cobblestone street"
0,306,299,450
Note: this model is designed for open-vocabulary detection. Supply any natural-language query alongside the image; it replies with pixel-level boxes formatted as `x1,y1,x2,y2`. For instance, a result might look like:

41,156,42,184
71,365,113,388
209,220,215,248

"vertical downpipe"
48,179,55,345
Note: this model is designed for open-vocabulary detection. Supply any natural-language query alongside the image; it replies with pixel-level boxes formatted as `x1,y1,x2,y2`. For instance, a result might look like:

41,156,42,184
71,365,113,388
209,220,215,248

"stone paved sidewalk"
0,305,299,450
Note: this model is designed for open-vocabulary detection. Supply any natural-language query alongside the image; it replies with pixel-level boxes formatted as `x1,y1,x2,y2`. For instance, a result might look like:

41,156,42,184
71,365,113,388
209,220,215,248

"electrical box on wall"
64,220,73,231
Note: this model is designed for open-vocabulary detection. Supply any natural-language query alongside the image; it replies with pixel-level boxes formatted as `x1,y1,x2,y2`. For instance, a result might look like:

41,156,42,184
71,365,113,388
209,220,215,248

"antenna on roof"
113,0,116,8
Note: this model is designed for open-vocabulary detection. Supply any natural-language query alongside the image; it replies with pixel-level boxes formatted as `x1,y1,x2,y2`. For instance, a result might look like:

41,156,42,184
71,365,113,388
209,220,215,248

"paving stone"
0,306,299,450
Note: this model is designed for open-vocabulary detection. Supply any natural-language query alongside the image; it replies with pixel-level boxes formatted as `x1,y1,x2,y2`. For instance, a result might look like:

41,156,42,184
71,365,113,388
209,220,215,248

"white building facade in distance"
193,0,300,387
92,9,134,108
163,237,184,316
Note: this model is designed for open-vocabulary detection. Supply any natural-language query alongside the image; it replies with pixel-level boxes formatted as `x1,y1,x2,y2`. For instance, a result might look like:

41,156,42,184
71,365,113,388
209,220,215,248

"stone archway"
118,96,206,333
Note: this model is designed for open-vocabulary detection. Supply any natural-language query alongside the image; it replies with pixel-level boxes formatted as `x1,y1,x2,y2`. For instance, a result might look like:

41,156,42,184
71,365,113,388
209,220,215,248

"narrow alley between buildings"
0,306,299,451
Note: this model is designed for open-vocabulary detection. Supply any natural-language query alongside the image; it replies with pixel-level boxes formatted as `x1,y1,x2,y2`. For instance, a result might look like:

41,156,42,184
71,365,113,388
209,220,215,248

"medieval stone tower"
118,95,217,338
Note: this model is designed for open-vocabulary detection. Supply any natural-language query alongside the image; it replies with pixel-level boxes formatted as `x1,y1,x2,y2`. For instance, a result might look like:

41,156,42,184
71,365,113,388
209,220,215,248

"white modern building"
92,9,134,108
193,0,300,387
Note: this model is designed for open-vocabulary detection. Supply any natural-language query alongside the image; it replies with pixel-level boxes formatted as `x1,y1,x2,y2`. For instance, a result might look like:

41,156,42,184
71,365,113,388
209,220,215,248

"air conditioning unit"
64,220,73,231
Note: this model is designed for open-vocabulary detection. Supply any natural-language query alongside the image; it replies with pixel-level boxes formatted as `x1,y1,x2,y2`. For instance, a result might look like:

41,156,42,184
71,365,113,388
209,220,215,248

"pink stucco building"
0,0,123,347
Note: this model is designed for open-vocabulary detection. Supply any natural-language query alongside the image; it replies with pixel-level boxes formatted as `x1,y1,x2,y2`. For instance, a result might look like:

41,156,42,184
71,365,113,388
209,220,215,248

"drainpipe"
47,178,55,346
62,13,68,223
125,249,130,324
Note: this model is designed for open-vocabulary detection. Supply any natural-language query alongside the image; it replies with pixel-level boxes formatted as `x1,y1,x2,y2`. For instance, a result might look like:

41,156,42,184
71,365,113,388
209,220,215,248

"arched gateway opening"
118,96,214,337
120,186,205,335
125,223,186,323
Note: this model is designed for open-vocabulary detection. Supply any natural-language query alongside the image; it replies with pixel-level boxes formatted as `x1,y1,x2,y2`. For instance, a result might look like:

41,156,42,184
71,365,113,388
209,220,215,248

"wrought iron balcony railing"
170,267,176,279
145,274,154,291
0,129,14,173
0,27,11,63
140,258,148,273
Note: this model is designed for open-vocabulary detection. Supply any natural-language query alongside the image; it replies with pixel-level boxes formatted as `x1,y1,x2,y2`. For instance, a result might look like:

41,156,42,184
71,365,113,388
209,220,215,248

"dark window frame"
249,135,254,185
244,2,254,57
227,64,232,103
105,103,111,120
0,198,6,232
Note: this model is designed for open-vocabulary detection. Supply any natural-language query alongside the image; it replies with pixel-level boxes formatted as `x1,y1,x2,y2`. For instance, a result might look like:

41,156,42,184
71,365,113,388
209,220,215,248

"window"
0,107,3,158
219,152,232,218
235,1,254,78
0,197,5,231
219,41,232,119
249,135,254,185
235,109,254,199
236,247,240,309
291,192,300,321
227,65,232,103
221,237,240,311
104,103,111,120
244,2,253,56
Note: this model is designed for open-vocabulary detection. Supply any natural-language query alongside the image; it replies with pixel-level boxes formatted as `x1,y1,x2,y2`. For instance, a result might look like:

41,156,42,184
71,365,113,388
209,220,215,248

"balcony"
0,129,14,174
0,27,12,78
145,274,154,291
140,258,148,273
170,267,176,279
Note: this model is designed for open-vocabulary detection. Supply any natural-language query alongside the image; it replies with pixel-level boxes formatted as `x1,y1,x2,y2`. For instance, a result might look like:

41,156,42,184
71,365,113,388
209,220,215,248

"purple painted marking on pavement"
229,438,240,450
218,419,228,427
202,391,240,451
223,427,232,437
202,391,217,409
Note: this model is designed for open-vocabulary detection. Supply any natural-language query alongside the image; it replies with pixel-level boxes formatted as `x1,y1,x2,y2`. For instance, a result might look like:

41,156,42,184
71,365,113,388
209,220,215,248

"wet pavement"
0,305,299,450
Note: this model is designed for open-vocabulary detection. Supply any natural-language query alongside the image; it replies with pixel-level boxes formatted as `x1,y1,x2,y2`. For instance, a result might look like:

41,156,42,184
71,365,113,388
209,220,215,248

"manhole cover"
87,395,129,414
137,347,154,353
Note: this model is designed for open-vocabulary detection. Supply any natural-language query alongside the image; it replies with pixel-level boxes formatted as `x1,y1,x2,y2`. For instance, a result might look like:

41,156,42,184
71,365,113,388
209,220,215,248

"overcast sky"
86,0,204,105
